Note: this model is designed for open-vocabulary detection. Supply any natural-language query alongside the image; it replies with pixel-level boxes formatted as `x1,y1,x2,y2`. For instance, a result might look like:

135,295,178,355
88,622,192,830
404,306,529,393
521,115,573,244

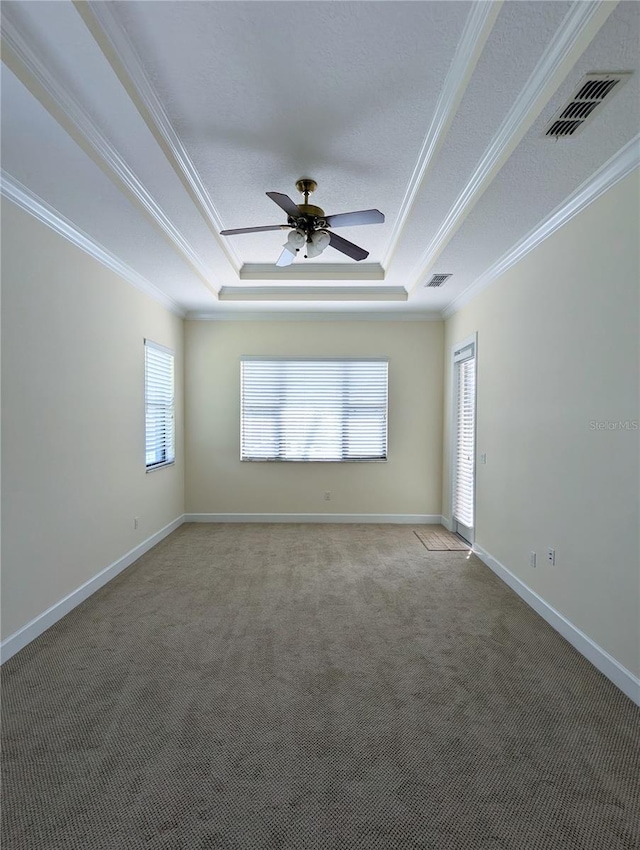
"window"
144,340,175,470
241,358,388,462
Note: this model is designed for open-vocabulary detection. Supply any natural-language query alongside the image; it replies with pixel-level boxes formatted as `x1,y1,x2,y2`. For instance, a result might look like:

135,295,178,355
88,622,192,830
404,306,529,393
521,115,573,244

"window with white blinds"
241,358,388,462
144,340,175,470
453,346,476,528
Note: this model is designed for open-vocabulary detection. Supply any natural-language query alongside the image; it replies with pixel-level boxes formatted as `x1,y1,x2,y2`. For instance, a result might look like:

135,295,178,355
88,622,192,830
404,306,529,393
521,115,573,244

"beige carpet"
2,523,638,850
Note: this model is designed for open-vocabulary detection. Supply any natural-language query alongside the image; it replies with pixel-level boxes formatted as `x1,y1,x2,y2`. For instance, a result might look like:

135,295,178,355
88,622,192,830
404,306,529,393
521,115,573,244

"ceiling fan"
220,179,384,267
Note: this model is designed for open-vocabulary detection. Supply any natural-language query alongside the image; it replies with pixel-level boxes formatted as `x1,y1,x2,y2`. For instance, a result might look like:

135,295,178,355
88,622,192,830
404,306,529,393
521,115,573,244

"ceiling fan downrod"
295,178,325,220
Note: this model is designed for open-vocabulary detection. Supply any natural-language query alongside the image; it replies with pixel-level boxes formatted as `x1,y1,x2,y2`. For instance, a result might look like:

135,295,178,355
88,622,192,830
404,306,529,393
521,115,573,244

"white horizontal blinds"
453,346,475,528
241,358,388,461
145,340,175,468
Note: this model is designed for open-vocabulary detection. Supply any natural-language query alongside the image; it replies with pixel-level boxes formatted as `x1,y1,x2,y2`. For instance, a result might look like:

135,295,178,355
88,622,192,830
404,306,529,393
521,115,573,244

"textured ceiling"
1,1,638,317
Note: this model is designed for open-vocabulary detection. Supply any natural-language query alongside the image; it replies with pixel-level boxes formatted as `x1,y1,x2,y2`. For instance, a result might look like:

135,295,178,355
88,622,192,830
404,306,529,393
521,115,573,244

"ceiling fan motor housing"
296,204,325,220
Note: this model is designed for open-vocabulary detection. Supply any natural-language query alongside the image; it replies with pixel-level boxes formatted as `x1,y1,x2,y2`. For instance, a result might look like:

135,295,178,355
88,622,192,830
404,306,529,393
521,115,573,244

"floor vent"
425,273,452,288
545,73,631,138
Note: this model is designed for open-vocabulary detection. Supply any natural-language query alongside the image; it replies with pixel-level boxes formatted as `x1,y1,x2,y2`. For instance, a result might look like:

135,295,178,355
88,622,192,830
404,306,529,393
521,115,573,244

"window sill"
146,461,176,473
241,458,388,463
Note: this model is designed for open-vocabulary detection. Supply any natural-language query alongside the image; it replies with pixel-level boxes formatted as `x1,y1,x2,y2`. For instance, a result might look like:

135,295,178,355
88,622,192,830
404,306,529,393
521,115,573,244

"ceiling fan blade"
328,232,369,261
220,225,285,235
266,192,301,218
276,247,295,267
324,209,385,228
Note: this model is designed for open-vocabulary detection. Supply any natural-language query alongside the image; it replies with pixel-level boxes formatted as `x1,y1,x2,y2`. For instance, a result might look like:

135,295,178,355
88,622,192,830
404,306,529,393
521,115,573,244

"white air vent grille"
545,73,631,138
425,273,452,288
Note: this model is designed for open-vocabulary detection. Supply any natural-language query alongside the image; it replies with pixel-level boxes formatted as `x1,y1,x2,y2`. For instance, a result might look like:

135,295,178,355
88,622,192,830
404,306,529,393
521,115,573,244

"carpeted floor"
2,523,639,850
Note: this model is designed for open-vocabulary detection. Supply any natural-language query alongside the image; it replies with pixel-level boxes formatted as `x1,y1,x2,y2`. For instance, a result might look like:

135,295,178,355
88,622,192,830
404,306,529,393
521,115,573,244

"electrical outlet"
324,491,331,501
134,517,139,530
529,551,537,568
480,453,487,464
547,548,555,566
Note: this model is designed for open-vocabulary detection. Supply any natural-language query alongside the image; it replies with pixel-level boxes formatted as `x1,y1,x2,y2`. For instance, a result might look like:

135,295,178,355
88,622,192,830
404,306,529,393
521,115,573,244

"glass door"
452,340,476,545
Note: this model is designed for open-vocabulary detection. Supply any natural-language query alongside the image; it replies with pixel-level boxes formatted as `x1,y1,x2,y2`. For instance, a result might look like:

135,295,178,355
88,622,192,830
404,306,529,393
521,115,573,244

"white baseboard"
473,544,640,706
0,515,185,664
184,513,444,525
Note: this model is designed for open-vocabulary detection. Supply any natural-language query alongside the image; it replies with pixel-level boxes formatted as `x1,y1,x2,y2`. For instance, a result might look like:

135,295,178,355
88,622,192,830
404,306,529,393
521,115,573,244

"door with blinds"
452,339,476,545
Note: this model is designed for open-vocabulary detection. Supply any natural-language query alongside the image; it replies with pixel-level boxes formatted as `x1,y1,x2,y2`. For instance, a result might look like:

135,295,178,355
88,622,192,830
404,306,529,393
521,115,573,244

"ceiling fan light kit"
306,229,331,259
220,178,385,266
285,228,306,253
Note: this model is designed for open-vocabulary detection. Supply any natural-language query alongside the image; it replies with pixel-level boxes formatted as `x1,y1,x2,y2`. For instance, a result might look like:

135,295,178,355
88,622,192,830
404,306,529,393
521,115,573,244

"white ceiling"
1,1,638,318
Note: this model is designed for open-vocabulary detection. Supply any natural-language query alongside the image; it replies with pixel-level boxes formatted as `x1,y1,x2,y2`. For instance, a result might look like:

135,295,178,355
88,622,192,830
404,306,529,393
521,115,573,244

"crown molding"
382,0,502,268
410,0,618,291
218,286,408,302
187,311,442,322
442,136,640,319
74,0,242,273
1,7,218,296
240,263,385,281
1,172,186,318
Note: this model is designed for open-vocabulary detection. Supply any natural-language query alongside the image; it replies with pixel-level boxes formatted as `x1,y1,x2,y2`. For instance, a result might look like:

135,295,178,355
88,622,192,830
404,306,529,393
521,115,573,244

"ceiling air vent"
545,72,631,138
425,273,452,288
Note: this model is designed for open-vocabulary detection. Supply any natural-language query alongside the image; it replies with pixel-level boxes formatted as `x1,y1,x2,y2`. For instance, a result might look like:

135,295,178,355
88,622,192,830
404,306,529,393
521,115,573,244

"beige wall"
1,200,185,641
185,320,443,516
443,171,640,676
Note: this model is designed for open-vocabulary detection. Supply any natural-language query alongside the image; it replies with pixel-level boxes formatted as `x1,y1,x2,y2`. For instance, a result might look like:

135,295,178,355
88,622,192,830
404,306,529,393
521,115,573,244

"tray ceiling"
1,1,638,318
